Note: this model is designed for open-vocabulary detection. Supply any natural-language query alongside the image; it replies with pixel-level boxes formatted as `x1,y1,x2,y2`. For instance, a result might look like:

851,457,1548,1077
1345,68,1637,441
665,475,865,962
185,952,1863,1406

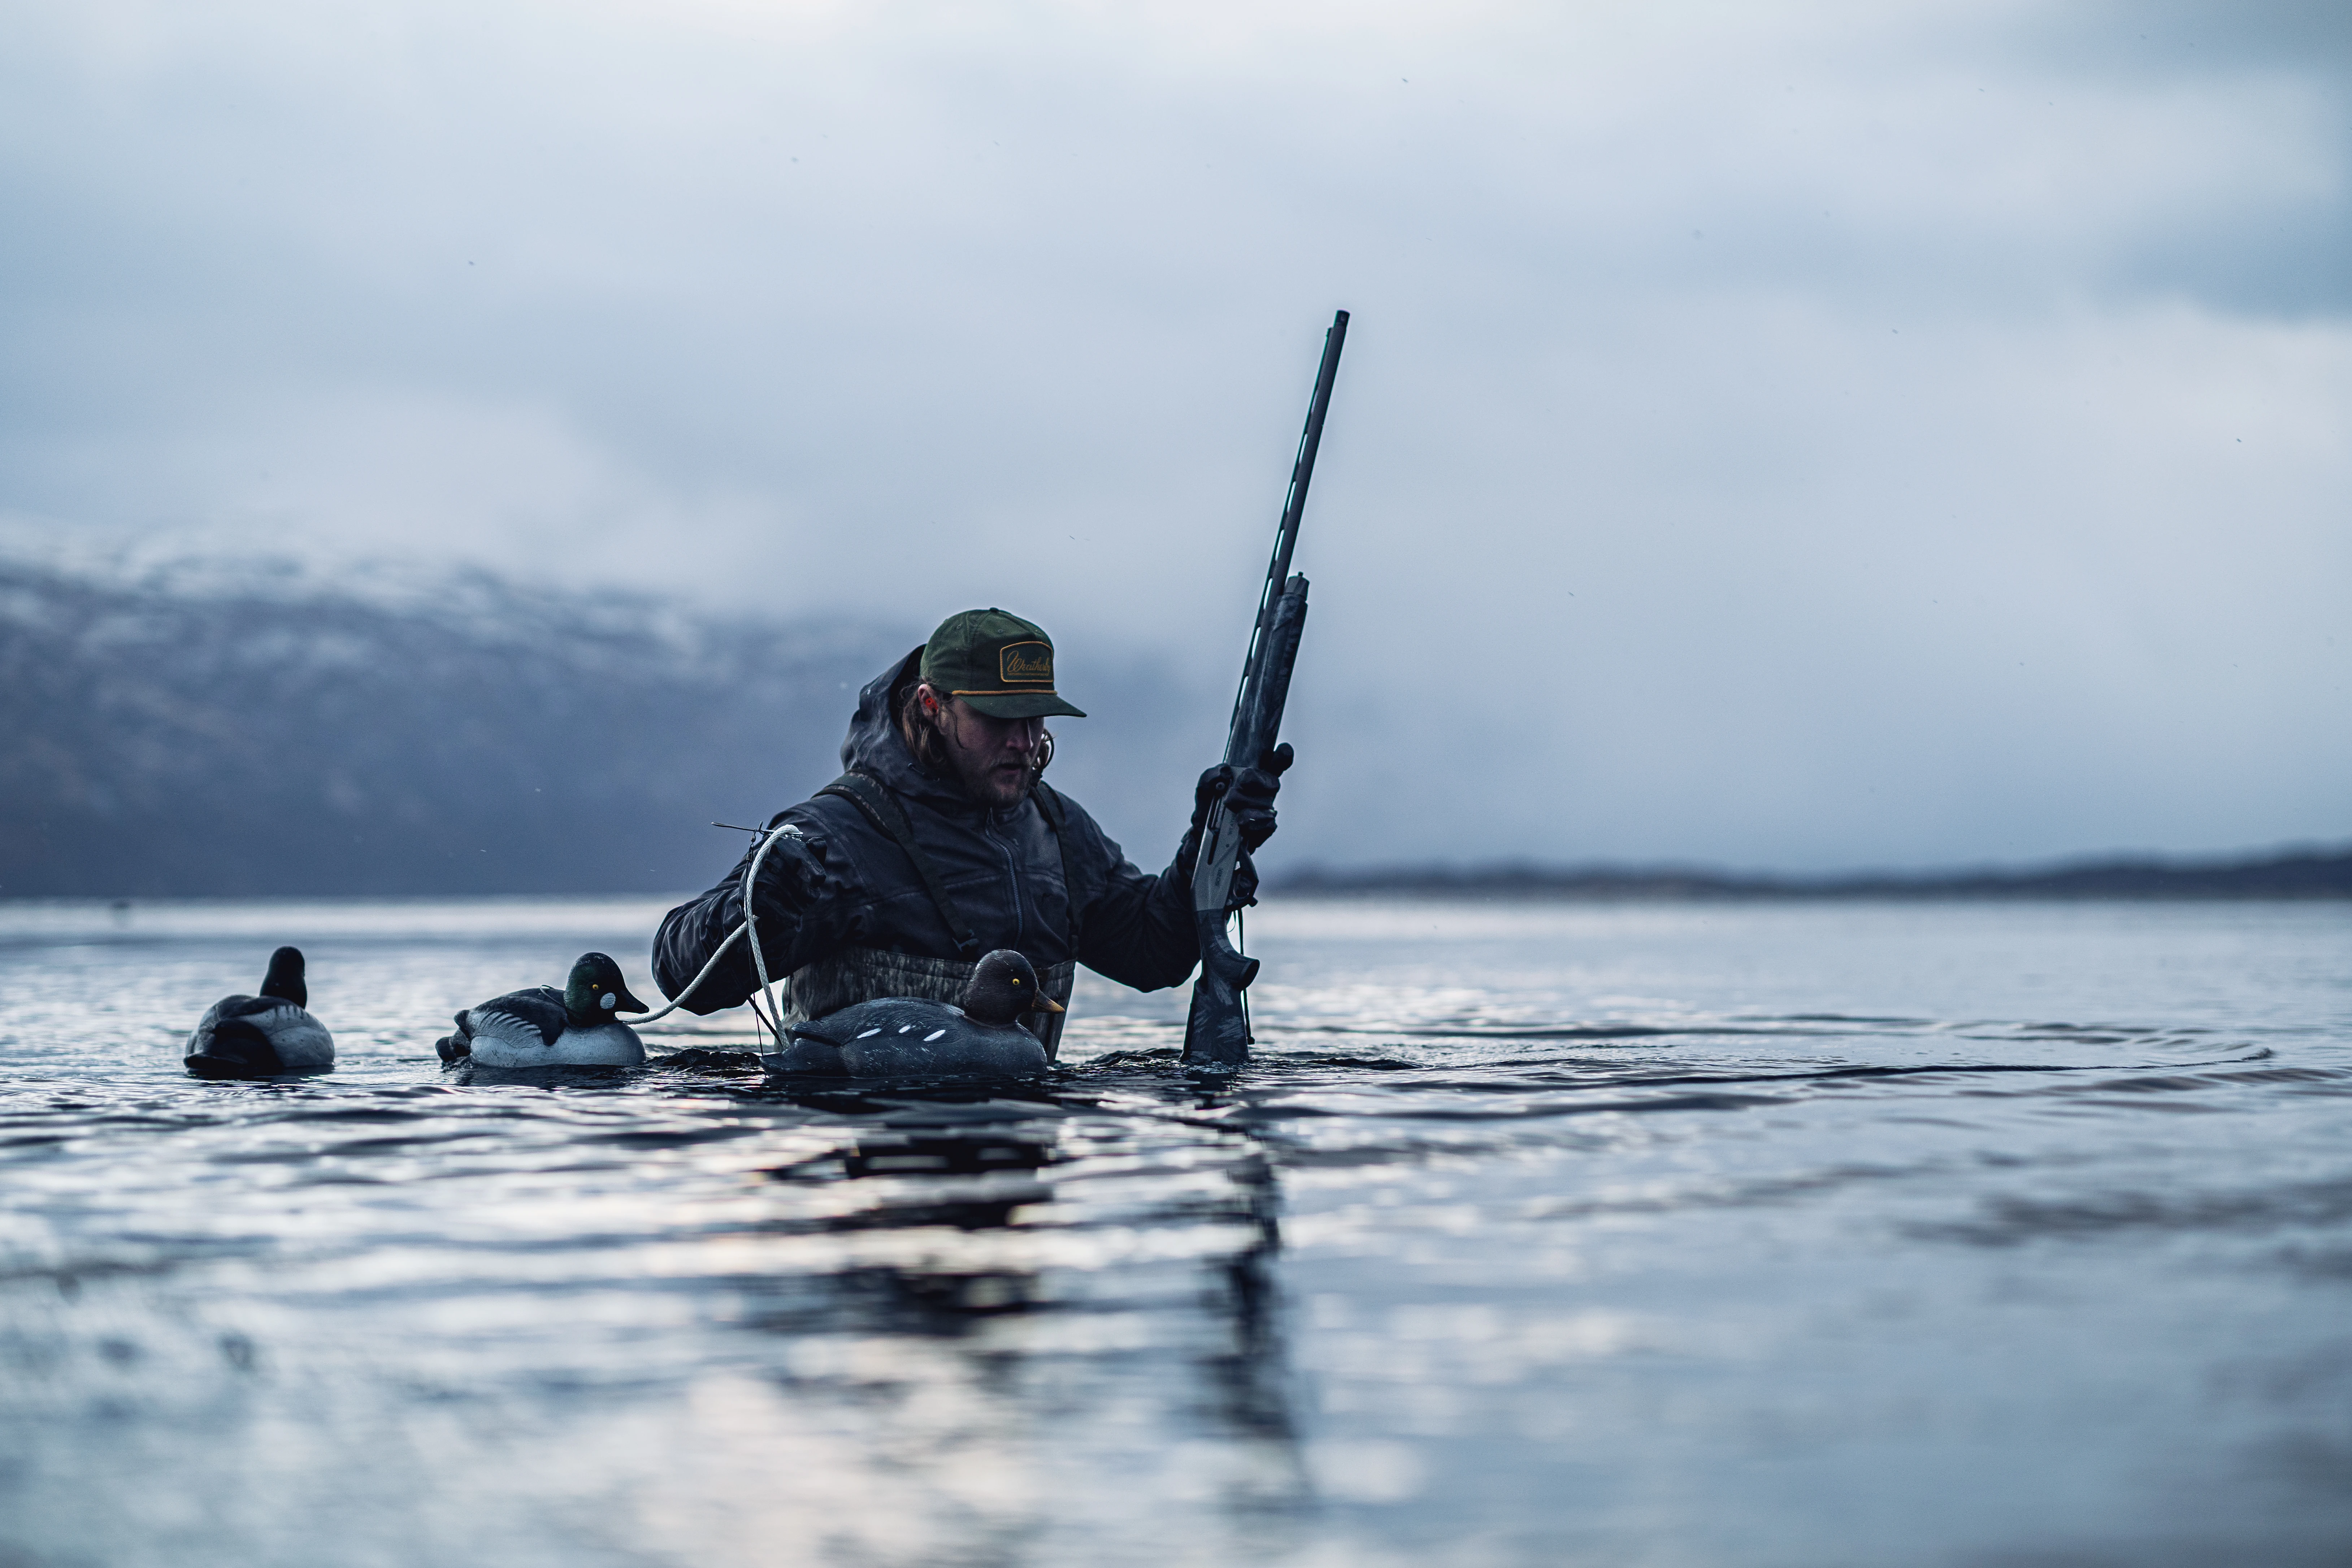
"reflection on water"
2,898,2351,1566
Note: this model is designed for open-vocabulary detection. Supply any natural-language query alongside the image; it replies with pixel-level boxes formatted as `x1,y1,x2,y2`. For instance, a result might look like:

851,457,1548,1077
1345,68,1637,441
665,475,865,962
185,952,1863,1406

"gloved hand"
1222,742,1291,851
743,825,859,936
1176,743,1294,903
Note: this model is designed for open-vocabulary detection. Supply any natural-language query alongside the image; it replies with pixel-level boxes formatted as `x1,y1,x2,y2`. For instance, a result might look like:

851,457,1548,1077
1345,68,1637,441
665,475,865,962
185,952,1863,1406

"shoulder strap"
818,772,982,959
1030,781,1084,952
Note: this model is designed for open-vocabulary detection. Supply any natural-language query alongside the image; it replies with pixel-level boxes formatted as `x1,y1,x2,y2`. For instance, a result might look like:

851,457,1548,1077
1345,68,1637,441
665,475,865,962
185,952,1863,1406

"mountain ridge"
1,557,903,896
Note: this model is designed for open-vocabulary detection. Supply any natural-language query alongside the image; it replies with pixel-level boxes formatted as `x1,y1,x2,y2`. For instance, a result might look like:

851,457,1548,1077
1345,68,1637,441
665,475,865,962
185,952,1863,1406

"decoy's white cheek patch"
600,993,617,1010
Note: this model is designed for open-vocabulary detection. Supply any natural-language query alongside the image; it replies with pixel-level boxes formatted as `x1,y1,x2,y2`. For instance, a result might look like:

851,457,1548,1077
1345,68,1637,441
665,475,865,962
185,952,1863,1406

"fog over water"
3,0,2348,872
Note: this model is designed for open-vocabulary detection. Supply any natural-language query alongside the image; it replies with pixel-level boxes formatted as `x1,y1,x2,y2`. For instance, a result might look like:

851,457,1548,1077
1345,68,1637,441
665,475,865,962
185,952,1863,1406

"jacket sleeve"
652,815,863,1015
1062,808,1214,994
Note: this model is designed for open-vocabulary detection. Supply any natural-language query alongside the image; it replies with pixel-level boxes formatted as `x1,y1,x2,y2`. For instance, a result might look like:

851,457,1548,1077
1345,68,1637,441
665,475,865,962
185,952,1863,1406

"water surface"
3,897,2348,1567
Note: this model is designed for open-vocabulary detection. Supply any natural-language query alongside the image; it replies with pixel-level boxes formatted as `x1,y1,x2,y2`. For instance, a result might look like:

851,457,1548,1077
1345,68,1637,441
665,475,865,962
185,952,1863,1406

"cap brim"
958,692,1086,719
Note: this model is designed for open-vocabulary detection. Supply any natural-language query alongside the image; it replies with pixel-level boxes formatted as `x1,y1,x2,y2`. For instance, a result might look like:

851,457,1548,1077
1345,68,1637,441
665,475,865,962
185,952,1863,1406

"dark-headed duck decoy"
767,948,1062,1079
436,952,648,1068
185,946,335,1079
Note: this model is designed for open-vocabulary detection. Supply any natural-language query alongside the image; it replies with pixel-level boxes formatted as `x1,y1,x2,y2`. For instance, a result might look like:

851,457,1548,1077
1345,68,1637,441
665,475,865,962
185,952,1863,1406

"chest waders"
788,772,1081,1059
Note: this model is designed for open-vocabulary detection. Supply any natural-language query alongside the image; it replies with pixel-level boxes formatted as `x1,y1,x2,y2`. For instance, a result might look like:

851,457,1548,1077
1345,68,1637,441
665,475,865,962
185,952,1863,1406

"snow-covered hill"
0,561,915,896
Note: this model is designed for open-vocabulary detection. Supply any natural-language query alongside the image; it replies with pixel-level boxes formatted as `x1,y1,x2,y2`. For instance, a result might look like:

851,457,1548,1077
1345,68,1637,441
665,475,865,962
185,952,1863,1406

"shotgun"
1181,309,1349,1072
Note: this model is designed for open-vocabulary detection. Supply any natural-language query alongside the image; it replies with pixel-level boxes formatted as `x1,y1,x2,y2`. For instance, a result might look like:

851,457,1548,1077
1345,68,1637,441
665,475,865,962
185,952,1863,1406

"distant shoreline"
1271,846,2352,901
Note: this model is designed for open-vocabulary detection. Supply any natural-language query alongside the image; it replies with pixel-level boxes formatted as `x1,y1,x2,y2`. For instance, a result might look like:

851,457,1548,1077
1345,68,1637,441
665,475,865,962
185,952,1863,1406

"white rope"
741,822,799,1047
613,924,741,1026
619,823,803,1039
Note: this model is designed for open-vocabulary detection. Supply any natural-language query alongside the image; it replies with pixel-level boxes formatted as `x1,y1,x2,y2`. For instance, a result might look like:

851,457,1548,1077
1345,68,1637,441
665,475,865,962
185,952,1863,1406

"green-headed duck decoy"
436,952,648,1068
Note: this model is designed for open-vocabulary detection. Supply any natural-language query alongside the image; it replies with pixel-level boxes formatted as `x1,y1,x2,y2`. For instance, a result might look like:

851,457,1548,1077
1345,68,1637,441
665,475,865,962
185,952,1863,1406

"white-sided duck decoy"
767,948,1062,1080
436,952,648,1069
184,946,335,1079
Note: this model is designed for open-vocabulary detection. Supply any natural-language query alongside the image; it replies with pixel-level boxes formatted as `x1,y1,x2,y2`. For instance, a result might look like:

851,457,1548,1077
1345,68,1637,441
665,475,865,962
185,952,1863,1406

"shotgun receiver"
1181,309,1349,1072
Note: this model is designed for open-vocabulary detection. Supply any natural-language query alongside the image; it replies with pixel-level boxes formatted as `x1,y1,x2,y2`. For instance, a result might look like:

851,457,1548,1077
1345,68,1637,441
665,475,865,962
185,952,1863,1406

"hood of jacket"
840,648,1014,822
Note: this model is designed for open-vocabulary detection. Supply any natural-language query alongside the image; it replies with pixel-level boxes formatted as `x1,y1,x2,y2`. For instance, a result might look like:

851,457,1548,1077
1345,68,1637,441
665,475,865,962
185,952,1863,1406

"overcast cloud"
3,0,2346,872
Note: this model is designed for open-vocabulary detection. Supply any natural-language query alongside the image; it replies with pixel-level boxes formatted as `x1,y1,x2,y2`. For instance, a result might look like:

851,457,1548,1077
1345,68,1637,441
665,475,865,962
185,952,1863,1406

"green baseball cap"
920,608,1088,719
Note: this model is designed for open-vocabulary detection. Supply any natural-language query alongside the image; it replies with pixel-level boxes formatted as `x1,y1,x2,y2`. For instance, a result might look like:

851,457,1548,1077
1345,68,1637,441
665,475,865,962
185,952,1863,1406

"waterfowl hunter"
767,947,1064,1078
436,953,649,1068
650,608,1290,1061
184,946,335,1079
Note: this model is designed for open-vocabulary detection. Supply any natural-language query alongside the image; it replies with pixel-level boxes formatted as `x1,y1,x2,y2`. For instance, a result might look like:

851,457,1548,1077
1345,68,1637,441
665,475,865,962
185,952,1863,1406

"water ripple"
0,898,2348,1567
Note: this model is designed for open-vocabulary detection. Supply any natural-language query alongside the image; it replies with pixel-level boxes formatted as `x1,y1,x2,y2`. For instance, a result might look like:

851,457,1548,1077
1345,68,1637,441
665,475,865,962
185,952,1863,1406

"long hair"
895,675,1053,782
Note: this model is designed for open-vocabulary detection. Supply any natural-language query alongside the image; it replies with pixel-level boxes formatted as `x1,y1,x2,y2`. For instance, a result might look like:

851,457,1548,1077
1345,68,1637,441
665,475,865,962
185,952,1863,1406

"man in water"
651,608,1289,1054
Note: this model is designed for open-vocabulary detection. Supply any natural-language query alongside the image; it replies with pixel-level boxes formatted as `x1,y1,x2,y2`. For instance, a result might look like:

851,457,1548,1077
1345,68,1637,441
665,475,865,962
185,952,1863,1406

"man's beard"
955,751,1036,809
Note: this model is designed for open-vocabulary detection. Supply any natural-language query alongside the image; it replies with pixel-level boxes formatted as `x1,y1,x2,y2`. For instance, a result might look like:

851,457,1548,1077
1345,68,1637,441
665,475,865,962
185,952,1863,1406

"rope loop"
619,822,803,1039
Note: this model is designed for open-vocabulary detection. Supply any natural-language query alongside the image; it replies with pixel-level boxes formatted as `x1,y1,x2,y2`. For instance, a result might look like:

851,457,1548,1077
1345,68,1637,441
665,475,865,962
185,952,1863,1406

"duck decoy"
436,952,649,1068
767,948,1063,1080
184,946,335,1079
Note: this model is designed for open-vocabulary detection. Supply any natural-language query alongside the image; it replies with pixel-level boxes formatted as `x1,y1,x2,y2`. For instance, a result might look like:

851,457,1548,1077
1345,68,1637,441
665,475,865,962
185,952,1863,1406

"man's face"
926,687,1043,809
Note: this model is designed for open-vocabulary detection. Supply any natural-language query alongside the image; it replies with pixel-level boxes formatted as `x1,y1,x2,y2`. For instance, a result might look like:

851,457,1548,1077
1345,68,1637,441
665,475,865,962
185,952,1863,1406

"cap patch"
999,641,1054,686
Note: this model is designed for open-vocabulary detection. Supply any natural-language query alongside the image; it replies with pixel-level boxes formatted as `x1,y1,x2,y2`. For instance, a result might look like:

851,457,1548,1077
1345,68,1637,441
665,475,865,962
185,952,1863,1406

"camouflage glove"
1222,742,1292,851
1176,743,1294,908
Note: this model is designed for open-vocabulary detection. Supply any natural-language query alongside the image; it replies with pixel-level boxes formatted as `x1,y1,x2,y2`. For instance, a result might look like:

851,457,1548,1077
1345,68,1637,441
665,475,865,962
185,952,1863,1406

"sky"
3,0,2347,872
